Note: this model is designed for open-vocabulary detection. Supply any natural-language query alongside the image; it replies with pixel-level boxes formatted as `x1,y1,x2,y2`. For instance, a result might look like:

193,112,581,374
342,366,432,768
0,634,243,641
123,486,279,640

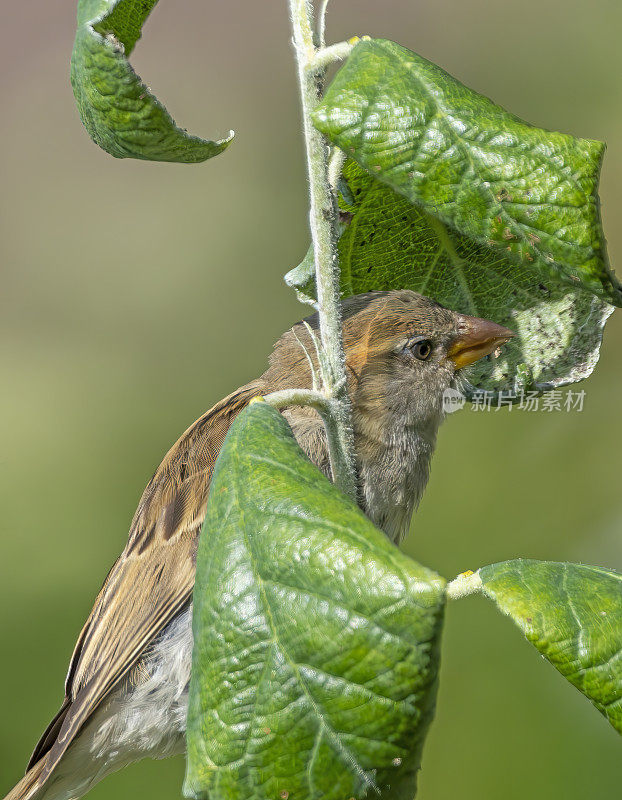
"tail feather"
3,758,48,800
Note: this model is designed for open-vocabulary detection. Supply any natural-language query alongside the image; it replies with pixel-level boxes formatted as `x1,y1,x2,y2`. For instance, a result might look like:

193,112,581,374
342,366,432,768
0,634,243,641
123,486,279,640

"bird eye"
411,339,433,360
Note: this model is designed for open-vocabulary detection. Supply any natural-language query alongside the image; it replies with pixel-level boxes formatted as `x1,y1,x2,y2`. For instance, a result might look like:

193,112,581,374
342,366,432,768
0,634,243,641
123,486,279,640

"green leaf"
477,559,622,734
185,401,445,800
284,242,317,307
313,39,620,306
286,162,613,395
286,209,355,309
71,0,233,162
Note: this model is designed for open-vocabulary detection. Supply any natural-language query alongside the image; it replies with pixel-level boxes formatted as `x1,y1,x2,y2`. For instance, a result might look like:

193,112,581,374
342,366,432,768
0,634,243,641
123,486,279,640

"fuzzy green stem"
317,0,331,46
446,571,483,600
287,0,357,501
310,41,355,71
264,389,347,481
328,146,347,193
263,388,331,415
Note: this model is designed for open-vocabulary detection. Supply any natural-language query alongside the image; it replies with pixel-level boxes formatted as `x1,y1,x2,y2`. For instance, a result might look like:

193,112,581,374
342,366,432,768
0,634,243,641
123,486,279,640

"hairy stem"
446,571,483,600
327,146,347,193
263,389,346,480
263,388,331,414
287,0,357,501
316,0,331,47
311,40,355,71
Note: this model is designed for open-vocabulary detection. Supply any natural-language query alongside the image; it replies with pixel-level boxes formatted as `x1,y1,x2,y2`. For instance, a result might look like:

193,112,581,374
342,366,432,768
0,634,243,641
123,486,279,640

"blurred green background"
1,0,621,797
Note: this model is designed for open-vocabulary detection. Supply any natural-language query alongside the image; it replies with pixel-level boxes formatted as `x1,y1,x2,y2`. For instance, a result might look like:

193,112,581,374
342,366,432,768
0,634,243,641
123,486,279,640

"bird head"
265,290,514,541
267,289,514,431
340,290,514,430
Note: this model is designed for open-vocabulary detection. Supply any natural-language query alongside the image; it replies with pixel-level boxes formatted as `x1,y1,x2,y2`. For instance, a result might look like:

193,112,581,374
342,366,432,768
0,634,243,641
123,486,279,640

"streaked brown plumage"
3,291,513,800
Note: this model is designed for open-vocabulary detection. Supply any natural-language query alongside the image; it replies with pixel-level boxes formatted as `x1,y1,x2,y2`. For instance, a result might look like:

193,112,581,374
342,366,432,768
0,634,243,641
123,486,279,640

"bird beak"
448,314,515,370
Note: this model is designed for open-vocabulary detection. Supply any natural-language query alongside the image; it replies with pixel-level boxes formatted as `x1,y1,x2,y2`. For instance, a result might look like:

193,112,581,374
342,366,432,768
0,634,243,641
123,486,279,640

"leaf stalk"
327,146,347,193
446,571,483,600
316,0,331,47
310,40,356,71
263,388,332,414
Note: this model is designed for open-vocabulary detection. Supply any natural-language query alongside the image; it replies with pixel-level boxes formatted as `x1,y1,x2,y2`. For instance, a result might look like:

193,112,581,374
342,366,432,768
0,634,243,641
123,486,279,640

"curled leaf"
71,0,233,162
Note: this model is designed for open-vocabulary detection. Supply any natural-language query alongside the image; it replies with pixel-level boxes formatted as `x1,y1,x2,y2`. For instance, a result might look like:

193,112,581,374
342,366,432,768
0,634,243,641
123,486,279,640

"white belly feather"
40,608,193,800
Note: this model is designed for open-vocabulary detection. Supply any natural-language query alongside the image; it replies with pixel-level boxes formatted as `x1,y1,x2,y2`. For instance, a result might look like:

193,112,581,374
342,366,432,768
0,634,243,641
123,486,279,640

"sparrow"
3,290,513,800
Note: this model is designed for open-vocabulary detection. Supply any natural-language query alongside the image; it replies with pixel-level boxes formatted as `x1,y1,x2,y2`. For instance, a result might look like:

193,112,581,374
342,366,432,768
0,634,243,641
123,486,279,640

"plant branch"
287,0,357,502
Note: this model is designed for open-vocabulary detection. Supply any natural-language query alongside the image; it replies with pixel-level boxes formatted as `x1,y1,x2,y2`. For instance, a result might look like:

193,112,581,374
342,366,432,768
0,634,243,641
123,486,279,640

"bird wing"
29,383,263,785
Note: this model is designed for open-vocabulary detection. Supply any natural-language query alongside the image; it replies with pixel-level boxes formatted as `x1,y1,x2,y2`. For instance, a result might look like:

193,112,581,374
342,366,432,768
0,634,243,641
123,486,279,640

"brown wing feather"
27,699,71,769
31,382,263,786
4,756,48,800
